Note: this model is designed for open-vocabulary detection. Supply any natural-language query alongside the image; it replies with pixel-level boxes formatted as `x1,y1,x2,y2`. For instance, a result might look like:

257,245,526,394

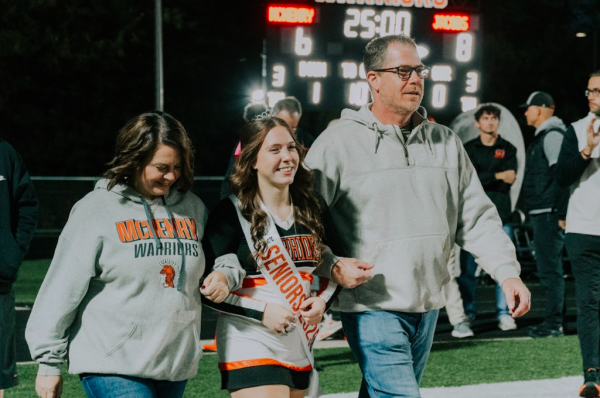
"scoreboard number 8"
455,33,473,62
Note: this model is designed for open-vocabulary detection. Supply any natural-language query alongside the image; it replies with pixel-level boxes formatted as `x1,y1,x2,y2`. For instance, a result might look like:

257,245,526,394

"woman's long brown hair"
104,111,194,192
229,116,324,267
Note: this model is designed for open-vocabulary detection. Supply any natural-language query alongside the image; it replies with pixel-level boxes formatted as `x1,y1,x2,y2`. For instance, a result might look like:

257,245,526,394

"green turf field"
11,260,582,396
6,337,581,397
13,259,51,304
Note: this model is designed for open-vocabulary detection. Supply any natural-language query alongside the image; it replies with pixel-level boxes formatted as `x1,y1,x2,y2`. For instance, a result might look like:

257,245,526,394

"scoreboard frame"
264,0,483,123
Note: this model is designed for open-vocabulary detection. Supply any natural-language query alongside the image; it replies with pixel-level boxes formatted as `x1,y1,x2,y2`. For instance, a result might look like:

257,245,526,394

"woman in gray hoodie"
25,112,236,398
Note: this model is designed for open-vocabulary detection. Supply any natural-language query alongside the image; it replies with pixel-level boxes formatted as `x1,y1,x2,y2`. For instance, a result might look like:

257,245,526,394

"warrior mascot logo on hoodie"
159,259,181,288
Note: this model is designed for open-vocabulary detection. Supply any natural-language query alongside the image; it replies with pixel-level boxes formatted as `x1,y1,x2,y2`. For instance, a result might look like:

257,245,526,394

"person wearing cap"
459,104,519,333
555,71,600,397
520,91,569,338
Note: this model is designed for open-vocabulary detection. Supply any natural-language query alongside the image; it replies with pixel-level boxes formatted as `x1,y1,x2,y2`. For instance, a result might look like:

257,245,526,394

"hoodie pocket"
80,310,138,357
105,322,138,357
0,229,23,282
354,234,451,310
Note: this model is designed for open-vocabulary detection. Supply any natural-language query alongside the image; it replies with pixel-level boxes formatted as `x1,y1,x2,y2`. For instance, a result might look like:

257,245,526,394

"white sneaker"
316,313,343,341
498,315,517,331
451,322,474,338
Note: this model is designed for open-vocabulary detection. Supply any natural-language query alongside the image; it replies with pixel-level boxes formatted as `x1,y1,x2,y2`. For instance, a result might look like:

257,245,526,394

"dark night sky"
0,0,598,176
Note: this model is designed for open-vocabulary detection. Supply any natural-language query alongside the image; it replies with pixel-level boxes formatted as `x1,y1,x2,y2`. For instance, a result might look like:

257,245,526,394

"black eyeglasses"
372,65,430,80
585,88,600,97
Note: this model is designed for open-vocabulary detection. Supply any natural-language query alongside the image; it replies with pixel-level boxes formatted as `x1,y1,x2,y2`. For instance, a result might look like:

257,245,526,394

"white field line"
20,338,579,397
17,359,581,397
322,376,582,398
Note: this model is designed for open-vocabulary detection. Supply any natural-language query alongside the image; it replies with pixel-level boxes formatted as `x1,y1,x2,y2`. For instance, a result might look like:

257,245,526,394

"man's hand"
299,297,326,325
200,271,229,303
495,170,516,184
35,375,63,398
501,278,531,318
331,258,375,289
582,117,600,159
262,303,295,334
558,220,566,230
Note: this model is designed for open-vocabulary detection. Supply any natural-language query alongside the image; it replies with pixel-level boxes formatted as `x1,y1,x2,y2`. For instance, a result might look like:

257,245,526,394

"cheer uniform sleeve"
202,199,247,291
312,194,342,306
314,248,341,311
201,199,267,322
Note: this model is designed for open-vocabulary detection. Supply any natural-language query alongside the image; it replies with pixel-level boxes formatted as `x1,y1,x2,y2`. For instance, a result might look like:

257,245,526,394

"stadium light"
251,89,265,104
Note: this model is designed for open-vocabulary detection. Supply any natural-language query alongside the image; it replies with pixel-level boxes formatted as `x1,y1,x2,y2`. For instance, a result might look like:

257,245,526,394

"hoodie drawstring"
140,195,185,291
140,196,162,250
426,136,433,155
373,122,383,154
162,197,186,291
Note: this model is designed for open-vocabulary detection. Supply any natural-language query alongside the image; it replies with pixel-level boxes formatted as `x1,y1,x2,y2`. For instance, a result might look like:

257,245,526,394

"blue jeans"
341,310,439,398
458,223,512,320
81,374,187,398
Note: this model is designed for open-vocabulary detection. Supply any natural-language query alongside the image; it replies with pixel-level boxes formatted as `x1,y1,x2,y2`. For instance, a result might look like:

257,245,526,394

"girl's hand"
299,297,326,325
200,271,229,303
262,303,295,335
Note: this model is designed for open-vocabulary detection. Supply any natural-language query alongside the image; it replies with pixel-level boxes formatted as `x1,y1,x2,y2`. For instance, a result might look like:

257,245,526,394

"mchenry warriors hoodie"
26,179,211,381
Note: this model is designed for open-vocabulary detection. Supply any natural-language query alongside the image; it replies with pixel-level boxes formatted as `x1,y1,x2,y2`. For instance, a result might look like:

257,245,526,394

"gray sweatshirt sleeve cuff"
212,253,246,291
38,363,62,376
315,245,340,280
493,264,521,286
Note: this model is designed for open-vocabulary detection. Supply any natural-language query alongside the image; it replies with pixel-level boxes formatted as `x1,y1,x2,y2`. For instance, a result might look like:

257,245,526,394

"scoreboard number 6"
295,27,313,55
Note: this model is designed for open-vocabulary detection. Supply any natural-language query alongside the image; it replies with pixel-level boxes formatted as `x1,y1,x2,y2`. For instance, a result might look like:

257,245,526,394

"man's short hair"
474,104,502,121
272,96,302,117
363,35,417,72
590,70,600,78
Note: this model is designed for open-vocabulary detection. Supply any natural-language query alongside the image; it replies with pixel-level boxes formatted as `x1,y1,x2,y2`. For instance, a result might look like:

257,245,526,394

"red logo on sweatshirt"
159,259,179,288
494,149,505,159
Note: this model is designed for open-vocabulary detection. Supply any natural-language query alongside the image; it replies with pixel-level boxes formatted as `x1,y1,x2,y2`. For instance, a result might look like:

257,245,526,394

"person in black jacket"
459,104,518,332
520,91,568,338
0,139,38,397
555,71,600,398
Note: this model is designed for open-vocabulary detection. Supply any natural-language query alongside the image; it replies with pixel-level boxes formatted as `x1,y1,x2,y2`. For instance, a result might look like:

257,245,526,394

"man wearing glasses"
556,71,600,398
306,34,530,397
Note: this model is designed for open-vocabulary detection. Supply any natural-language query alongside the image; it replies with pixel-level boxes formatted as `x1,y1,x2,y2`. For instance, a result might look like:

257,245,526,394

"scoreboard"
265,0,482,122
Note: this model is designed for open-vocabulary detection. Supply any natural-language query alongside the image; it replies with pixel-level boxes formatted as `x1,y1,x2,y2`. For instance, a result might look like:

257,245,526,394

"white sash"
230,195,321,397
